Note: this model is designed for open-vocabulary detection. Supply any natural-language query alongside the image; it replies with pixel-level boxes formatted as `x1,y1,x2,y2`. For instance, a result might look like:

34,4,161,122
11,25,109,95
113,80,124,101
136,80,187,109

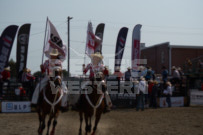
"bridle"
43,69,64,113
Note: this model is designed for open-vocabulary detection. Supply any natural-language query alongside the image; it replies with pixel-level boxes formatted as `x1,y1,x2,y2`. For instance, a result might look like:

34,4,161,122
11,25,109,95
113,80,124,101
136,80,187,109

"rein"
84,63,104,110
85,88,104,109
43,79,64,113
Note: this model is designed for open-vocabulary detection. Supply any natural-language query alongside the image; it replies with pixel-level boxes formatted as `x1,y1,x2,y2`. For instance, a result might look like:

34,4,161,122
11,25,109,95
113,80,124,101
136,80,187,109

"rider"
31,49,68,111
80,52,112,113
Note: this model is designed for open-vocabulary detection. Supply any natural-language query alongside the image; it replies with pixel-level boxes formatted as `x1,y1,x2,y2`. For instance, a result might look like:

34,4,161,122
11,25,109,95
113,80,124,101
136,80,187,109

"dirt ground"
0,107,203,135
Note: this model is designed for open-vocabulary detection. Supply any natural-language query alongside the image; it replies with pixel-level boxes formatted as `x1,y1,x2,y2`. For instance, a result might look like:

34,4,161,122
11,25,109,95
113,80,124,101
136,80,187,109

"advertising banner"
16,24,31,75
114,27,128,71
0,25,18,72
1,101,31,113
160,97,184,107
190,90,203,105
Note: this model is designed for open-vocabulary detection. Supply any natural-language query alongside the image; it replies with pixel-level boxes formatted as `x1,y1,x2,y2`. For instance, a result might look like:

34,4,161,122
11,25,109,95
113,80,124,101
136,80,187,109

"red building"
141,42,203,74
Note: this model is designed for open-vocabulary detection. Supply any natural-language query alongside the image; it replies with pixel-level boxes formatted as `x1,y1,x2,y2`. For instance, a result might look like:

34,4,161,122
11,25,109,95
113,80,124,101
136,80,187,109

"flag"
94,23,105,53
132,24,142,70
114,27,128,72
85,21,101,56
44,18,67,61
0,25,18,73
16,24,31,75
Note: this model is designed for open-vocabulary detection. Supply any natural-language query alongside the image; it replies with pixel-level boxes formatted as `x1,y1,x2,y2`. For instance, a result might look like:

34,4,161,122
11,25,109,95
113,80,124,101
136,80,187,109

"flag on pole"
0,25,18,73
16,24,31,75
132,24,142,70
114,27,128,72
44,18,67,61
85,21,101,56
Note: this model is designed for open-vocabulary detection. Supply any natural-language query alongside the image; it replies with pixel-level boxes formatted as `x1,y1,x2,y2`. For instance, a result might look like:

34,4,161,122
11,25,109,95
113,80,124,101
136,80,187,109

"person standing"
136,76,147,111
1,67,11,91
22,68,35,99
171,66,180,85
151,81,159,108
148,80,154,107
124,67,131,81
164,81,172,107
162,66,168,85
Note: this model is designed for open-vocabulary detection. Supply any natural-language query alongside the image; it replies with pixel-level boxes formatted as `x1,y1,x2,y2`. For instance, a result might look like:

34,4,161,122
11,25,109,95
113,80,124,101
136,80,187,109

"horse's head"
53,68,62,88
95,72,104,81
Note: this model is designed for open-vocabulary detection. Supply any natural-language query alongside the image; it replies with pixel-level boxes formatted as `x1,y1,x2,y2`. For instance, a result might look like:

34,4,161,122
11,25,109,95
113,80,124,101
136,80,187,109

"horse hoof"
50,130,54,135
91,132,95,135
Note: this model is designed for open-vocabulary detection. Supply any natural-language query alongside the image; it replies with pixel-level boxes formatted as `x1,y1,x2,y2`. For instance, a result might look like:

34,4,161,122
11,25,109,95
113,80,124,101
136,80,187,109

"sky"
0,0,203,76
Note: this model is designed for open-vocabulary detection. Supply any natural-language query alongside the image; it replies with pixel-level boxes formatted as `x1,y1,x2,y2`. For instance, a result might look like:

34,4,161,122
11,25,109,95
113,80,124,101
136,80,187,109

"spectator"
171,66,180,85
162,66,168,85
22,68,35,98
139,66,147,77
178,67,184,87
103,66,109,81
148,80,154,107
151,81,159,108
132,79,139,94
113,67,123,81
19,85,26,101
136,76,147,111
1,66,11,90
113,67,123,92
163,81,172,107
198,60,203,72
124,67,131,81
145,67,153,81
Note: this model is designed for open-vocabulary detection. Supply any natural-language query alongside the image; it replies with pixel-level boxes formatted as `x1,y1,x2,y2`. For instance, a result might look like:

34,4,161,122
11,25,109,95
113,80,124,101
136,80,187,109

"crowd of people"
0,52,186,110
106,65,185,110
0,66,36,100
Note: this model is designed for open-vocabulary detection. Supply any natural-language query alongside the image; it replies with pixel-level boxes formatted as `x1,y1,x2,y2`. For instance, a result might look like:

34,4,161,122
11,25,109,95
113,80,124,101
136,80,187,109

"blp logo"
6,103,13,110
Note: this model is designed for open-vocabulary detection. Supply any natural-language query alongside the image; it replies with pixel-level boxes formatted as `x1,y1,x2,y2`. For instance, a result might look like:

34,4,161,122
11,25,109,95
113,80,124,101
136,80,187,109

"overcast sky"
0,0,203,75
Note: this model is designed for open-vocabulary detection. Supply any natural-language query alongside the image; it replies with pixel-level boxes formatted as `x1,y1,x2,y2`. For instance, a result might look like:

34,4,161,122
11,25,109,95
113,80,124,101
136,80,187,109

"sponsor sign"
160,97,184,107
190,90,203,105
1,101,31,113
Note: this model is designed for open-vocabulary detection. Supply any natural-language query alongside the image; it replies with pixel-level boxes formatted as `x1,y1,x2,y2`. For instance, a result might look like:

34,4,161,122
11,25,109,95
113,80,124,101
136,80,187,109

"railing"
183,55,203,75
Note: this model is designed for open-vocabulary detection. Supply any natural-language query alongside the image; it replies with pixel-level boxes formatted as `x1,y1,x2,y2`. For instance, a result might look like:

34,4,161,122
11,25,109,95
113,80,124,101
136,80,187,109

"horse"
79,72,106,135
37,68,63,135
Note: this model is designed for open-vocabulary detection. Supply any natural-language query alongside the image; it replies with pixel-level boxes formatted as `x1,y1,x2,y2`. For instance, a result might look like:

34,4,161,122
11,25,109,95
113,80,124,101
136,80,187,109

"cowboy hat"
90,52,103,59
50,49,59,56
127,67,131,70
132,79,139,84
172,66,176,70
4,67,10,71
23,68,30,72
140,76,145,81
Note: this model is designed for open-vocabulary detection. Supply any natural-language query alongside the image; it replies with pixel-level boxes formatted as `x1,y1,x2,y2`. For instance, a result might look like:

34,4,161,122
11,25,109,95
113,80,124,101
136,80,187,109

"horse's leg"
88,117,92,133
50,111,59,135
92,111,102,135
39,113,46,135
37,109,42,134
50,118,57,135
46,114,53,135
84,114,89,135
79,111,83,135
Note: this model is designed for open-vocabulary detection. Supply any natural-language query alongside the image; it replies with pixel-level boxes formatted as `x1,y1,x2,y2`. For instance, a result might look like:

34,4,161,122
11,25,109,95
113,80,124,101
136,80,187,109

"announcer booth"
0,82,31,113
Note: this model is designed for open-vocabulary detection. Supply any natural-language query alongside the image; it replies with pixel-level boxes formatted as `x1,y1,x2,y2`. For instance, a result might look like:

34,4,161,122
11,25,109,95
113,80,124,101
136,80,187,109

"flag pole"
41,17,48,65
38,17,48,100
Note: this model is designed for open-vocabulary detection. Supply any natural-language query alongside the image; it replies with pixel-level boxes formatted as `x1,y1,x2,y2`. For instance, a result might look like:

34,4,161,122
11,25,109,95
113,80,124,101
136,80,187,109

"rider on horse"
31,49,68,111
80,52,112,112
